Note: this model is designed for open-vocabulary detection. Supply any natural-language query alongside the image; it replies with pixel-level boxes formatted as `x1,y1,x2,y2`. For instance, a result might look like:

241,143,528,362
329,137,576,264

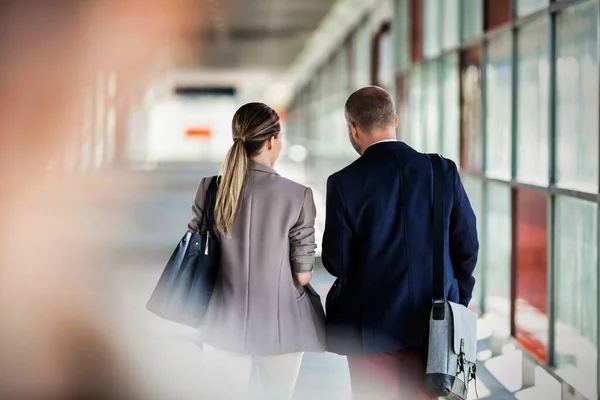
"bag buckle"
432,299,446,320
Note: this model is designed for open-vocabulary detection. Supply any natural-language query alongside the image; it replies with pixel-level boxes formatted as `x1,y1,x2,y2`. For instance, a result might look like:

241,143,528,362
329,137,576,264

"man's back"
321,140,478,355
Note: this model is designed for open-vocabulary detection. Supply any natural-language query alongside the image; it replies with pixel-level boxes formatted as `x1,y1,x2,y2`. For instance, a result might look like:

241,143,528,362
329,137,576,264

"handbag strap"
427,153,445,301
202,176,220,234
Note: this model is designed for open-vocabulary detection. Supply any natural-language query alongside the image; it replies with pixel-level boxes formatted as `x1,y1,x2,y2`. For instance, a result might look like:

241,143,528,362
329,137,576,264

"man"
322,86,478,400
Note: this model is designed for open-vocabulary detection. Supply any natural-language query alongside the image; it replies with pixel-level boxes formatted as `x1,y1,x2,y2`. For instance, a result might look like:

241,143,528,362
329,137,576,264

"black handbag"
146,176,220,328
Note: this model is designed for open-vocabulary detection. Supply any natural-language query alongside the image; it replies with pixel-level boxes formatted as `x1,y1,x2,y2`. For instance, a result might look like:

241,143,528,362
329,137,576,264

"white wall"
126,68,287,165
145,95,237,163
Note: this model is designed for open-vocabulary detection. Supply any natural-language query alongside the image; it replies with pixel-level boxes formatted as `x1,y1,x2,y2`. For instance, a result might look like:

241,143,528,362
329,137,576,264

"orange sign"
186,128,211,138
275,109,286,122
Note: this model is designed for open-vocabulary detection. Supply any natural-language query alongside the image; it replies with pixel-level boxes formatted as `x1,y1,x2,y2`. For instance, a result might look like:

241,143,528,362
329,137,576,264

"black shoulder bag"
424,154,478,400
146,176,220,328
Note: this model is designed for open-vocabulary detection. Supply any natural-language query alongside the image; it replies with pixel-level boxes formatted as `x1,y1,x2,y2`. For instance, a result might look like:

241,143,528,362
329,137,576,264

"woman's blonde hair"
215,102,280,237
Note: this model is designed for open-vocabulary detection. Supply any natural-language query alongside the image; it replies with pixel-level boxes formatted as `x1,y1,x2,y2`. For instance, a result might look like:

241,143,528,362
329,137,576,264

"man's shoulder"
422,153,459,172
326,157,362,183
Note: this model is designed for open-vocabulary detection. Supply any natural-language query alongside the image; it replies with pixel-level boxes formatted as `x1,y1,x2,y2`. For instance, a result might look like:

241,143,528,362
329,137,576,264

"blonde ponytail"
215,139,248,237
214,102,281,237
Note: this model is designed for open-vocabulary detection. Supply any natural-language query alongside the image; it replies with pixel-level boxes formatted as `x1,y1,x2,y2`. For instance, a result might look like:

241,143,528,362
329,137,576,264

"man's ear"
349,121,359,137
394,114,399,128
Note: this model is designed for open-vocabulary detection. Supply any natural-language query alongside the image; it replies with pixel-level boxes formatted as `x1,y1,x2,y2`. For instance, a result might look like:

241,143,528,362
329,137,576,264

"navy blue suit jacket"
321,141,479,355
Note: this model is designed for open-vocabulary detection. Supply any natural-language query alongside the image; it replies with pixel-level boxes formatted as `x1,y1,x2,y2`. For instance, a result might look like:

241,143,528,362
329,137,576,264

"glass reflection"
442,0,460,50
484,183,512,339
485,32,512,180
516,0,548,17
441,53,460,164
554,197,598,400
354,26,370,88
516,18,550,185
408,67,424,151
462,176,483,312
461,46,483,172
461,0,483,40
424,62,439,153
394,0,410,71
556,1,599,193
378,30,394,91
514,189,548,363
423,0,441,58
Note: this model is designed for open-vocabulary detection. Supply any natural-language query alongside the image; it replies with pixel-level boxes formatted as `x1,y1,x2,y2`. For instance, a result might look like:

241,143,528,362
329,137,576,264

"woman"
188,102,324,399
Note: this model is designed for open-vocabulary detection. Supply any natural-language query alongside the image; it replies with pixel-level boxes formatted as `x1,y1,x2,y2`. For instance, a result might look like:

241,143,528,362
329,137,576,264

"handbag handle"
201,176,220,235
426,154,445,301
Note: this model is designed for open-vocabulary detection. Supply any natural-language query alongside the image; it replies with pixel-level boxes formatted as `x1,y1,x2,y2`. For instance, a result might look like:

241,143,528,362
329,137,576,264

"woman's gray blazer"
188,160,324,355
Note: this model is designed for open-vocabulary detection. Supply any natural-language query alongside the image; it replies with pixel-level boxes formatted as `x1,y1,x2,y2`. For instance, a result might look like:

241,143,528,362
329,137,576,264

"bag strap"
427,153,445,301
202,176,220,234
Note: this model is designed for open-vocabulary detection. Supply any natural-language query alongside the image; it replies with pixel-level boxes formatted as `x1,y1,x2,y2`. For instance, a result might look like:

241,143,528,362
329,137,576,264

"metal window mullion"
482,40,489,175
458,0,464,44
480,37,489,315
596,2,600,399
438,56,444,155
547,10,558,369
480,180,488,315
510,20,520,344
511,26,519,181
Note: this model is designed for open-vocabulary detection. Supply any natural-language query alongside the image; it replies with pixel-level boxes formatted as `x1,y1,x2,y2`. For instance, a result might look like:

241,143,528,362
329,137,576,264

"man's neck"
364,134,397,148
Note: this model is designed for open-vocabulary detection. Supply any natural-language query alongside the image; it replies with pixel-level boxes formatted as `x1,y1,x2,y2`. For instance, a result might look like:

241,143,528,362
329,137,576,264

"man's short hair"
345,86,396,133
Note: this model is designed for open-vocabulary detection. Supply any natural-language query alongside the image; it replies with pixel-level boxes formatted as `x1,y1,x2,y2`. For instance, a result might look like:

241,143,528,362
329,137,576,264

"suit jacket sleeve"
187,177,210,233
449,162,479,306
321,175,352,278
289,187,317,273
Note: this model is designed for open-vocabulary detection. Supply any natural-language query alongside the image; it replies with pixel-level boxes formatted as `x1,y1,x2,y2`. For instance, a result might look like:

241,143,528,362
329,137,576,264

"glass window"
485,182,512,338
424,61,440,153
394,0,410,70
408,67,424,151
441,53,460,164
397,74,409,141
556,1,598,193
377,28,395,91
423,0,441,58
462,0,483,40
460,46,483,172
462,176,483,312
336,47,348,94
514,188,548,363
516,18,550,185
442,0,460,50
354,26,371,88
485,31,512,180
516,0,548,17
485,0,512,31
554,197,598,400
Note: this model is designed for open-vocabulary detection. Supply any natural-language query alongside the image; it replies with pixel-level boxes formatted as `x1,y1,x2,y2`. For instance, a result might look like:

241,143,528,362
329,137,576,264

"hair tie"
236,137,245,143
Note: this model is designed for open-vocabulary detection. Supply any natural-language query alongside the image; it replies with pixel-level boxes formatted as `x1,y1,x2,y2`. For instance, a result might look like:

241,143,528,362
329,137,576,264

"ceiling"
195,0,338,68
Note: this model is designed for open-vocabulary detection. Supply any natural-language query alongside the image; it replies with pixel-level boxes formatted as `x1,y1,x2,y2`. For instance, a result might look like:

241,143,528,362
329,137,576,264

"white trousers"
202,344,303,400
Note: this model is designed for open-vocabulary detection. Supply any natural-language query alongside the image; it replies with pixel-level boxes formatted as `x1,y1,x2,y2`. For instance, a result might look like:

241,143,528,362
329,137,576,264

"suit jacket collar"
362,140,411,157
248,160,279,175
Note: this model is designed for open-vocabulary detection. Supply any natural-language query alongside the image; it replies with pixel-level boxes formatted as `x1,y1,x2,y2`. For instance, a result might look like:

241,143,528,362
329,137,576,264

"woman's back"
189,160,319,355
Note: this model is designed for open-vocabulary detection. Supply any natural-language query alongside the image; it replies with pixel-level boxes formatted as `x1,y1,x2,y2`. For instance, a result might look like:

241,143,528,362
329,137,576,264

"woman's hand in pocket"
294,271,312,286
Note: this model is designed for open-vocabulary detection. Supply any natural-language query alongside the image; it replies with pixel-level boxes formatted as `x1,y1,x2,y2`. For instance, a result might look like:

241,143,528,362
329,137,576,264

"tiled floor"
105,260,522,399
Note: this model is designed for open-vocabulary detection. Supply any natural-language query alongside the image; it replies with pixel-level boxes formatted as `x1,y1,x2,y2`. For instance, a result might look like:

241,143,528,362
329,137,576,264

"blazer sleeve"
289,187,317,273
448,162,479,306
321,174,352,278
187,177,210,233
